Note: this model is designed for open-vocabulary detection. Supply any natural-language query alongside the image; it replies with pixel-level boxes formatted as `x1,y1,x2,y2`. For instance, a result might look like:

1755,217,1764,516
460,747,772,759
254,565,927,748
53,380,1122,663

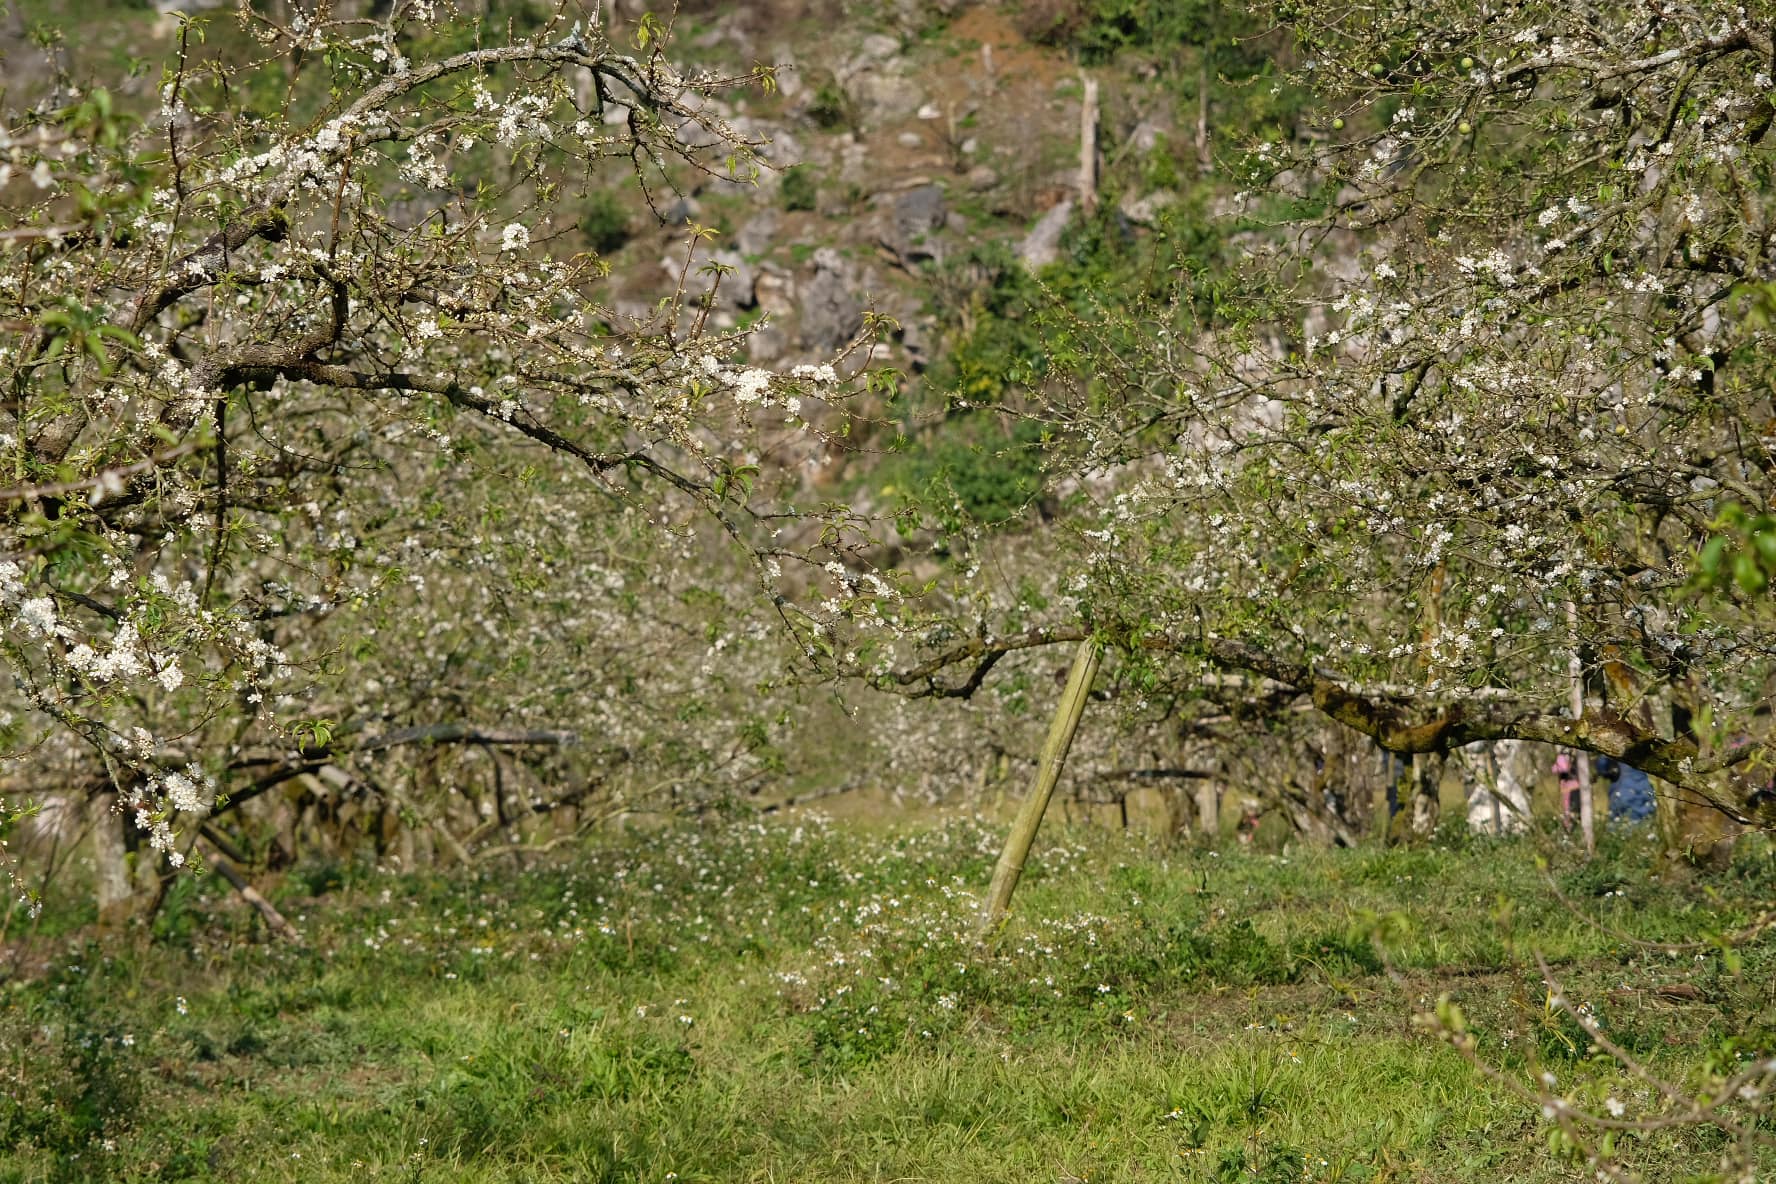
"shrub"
577,190,632,254
779,165,818,213
805,77,853,131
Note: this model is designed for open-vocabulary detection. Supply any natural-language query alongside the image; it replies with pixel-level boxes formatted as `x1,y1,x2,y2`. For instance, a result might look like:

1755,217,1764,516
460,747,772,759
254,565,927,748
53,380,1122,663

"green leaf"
1697,535,1726,577
1733,552,1767,595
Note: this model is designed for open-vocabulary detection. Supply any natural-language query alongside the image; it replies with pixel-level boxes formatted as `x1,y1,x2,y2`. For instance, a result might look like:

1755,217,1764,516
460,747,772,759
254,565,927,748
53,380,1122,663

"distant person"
1594,756,1656,823
1383,751,1408,819
1553,750,1582,829
1236,798,1262,845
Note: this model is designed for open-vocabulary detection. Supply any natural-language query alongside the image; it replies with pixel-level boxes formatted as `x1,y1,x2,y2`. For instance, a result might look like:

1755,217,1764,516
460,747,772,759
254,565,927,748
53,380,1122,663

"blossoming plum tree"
791,0,1775,848
0,1,857,919
759,7,1776,1168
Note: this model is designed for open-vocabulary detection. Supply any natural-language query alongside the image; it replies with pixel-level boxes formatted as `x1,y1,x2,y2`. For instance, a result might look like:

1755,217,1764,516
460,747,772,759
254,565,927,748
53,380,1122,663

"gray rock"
755,271,797,318
772,49,804,99
1118,189,1177,226
658,195,700,227
799,249,863,352
898,317,935,371
875,183,947,263
745,324,788,364
736,210,780,258
856,33,902,65
1128,118,1168,155
850,73,924,123
1017,199,1074,271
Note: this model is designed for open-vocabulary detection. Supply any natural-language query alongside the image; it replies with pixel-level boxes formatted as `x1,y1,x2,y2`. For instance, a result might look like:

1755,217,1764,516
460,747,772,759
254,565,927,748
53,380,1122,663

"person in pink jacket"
1553,751,1582,829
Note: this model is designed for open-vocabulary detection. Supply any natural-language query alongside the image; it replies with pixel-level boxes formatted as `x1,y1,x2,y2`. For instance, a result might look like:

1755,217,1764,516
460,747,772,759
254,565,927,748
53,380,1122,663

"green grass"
3,817,1772,1182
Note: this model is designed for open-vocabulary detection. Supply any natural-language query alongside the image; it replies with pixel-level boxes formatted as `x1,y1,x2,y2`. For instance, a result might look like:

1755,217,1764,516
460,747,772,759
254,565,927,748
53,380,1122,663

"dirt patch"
946,4,1075,93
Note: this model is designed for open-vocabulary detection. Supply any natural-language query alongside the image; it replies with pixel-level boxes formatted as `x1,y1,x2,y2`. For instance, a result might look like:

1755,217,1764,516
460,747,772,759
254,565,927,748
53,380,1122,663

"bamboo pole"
1077,73,1099,215
1409,562,1447,838
201,832,303,944
979,638,1101,934
1195,60,1211,172
1567,601,1596,856
1195,778,1219,842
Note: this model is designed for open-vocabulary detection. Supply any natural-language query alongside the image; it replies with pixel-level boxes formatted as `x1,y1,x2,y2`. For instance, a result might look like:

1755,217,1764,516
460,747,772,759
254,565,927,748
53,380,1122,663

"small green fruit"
1460,56,1474,70
1369,62,1385,76
1458,120,1473,135
1332,117,1346,131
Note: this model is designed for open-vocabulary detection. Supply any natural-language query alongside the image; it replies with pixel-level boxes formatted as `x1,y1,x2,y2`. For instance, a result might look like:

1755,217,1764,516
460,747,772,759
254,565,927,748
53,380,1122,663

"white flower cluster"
684,354,843,414
790,363,839,385
64,621,153,683
401,134,449,190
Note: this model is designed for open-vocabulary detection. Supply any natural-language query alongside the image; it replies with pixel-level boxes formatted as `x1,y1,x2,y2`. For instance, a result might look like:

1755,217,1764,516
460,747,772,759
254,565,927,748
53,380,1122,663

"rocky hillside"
4,0,1286,498
596,1,1237,375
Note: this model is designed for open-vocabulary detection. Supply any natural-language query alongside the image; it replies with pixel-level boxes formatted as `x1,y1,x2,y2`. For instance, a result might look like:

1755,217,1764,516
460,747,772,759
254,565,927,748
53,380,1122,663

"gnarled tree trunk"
91,792,137,927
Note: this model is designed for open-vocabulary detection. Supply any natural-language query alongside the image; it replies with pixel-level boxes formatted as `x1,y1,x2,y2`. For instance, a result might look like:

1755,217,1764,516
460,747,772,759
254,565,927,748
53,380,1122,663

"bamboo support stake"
1567,601,1596,857
979,638,1101,934
1077,73,1099,215
1196,779,1219,841
1195,59,1211,172
201,831,303,944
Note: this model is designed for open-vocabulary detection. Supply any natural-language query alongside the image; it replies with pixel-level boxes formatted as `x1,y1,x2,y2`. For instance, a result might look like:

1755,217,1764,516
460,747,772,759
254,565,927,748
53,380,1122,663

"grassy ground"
3,815,1773,1183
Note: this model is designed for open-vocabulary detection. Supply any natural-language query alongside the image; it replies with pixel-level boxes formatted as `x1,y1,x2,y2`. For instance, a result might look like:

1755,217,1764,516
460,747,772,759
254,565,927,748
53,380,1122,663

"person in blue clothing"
1594,756,1656,823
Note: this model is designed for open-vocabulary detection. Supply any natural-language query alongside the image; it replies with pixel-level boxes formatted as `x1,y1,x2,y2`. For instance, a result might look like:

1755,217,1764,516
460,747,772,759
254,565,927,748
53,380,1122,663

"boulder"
850,72,924,123
799,248,864,352
1118,189,1178,226
854,33,903,67
745,324,789,364
755,269,797,318
773,52,805,99
874,183,947,263
736,211,780,258
657,195,700,227
1017,199,1074,271
898,317,935,371
1127,118,1169,155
